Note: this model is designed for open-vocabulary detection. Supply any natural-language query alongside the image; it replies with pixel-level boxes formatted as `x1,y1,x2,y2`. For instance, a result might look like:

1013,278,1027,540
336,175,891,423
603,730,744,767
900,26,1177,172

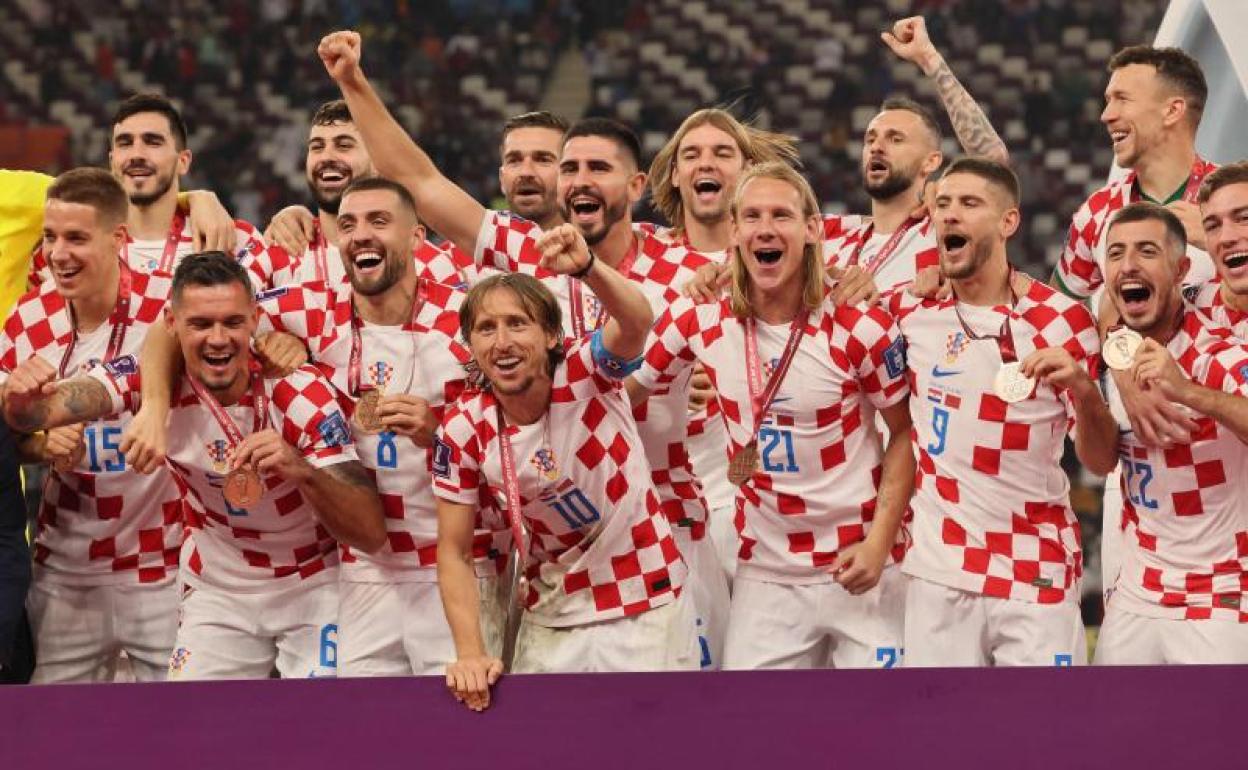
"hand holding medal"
1019,346,1094,401
1103,327,1144,371
1130,337,1191,402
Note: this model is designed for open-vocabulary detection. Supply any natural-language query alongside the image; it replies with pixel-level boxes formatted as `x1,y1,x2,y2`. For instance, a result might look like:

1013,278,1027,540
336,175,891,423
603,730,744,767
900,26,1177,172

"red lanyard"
187,363,270,450
58,260,134,377
123,210,187,274
495,406,531,560
567,235,640,338
743,311,809,436
347,281,427,396
952,272,1020,364
846,214,924,275
311,219,330,282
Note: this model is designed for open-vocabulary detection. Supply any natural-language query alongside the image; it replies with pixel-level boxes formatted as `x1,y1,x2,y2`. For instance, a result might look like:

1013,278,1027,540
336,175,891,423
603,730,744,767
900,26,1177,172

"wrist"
919,51,945,77
569,249,596,279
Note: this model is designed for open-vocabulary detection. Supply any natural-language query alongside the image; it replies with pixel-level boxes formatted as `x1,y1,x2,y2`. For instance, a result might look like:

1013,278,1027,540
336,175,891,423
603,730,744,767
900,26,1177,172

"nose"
206,323,230,347
1100,101,1115,125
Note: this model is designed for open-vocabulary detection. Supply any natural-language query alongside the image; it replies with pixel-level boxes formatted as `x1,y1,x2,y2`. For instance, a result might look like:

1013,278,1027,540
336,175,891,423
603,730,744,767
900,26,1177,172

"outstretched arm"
883,16,1009,163
318,31,487,257
2,357,113,433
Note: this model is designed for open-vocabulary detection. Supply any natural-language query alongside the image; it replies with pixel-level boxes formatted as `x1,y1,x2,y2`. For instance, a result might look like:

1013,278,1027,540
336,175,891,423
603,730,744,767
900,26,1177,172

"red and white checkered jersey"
635,293,910,583
30,215,291,291
888,278,1100,604
827,216,940,294
474,211,721,534
0,272,181,585
820,212,867,260
434,338,687,627
256,279,509,582
1106,306,1248,622
1055,157,1219,300
1188,281,1248,338
90,362,357,592
280,234,476,290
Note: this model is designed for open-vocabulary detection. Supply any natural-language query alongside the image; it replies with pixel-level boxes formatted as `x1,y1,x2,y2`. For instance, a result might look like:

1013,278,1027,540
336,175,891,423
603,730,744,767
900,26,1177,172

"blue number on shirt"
551,488,601,530
875,646,901,669
376,431,398,469
759,426,799,472
83,426,126,472
319,623,338,669
223,496,248,517
1121,459,1159,510
928,406,950,456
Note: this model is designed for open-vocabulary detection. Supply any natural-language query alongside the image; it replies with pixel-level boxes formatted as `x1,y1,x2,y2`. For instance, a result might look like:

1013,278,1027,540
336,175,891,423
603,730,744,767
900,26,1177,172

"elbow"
1081,449,1118,477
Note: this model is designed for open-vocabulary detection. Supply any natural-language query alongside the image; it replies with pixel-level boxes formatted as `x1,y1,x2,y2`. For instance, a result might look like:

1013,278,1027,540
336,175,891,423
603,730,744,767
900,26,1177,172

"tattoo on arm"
930,61,1009,162
62,379,112,422
8,400,51,434
322,460,378,491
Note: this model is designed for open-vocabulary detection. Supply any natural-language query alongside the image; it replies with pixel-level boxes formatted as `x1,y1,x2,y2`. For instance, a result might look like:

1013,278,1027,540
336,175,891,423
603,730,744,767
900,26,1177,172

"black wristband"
569,249,596,279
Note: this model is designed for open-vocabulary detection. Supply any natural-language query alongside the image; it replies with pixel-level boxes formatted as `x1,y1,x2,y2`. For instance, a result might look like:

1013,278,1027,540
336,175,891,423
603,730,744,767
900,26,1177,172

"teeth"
1225,251,1248,267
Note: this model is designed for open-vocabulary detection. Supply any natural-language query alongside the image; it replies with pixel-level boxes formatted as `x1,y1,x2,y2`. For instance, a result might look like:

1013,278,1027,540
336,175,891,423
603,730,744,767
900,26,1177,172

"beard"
309,184,343,215
345,249,405,296
128,169,177,207
940,236,994,280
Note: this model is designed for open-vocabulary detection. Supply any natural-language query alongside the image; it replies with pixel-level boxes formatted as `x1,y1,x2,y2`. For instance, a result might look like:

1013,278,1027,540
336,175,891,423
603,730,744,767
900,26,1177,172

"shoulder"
3,282,65,341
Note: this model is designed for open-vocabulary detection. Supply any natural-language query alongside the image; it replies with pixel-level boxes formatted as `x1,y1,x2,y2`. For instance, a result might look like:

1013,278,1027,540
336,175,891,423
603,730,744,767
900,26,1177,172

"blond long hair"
728,162,826,319
649,109,800,233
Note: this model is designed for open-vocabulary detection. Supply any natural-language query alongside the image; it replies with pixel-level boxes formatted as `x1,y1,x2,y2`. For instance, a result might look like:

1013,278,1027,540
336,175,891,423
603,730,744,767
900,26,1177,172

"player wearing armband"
0,169,181,682
434,225,697,711
634,163,914,669
3,252,386,680
1091,203,1248,664
890,159,1119,666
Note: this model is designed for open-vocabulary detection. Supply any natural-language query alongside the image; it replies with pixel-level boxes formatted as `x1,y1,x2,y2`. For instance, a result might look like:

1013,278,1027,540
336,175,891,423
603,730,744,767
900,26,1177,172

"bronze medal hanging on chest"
729,311,809,487
189,365,270,511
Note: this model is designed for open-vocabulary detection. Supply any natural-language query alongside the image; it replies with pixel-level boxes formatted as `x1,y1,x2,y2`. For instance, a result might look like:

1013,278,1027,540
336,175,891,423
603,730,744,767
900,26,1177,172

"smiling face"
861,109,941,202
499,126,563,223
673,122,746,226
109,112,190,207
1202,181,1248,298
41,199,125,302
1101,64,1173,169
466,286,560,397
933,172,1018,280
557,135,643,246
731,176,820,298
169,281,258,397
306,120,375,215
336,188,420,297
1104,218,1188,334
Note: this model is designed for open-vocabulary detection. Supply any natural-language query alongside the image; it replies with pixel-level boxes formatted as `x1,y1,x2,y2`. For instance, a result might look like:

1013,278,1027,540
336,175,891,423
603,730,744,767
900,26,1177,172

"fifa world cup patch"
103,354,138,378
255,286,288,302
1237,363,1248,385
883,336,907,379
431,435,451,479
169,647,192,673
317,411,352,447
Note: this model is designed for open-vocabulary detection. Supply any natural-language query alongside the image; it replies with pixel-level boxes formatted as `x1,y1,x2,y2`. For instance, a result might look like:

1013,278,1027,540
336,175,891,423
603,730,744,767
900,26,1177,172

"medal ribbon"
187,363,270,452
311,218,329,282
846,214,924,276
59,260,134,378
567,235,640,338
743,311,809,441
952,270,1020,364
495,407,531,559
348,280,429,396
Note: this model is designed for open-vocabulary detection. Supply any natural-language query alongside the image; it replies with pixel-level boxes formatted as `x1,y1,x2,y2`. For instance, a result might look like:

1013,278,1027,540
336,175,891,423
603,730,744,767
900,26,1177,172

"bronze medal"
355,389,384,434
1103,328,1143,371
727,441,761,487
223,467,263,509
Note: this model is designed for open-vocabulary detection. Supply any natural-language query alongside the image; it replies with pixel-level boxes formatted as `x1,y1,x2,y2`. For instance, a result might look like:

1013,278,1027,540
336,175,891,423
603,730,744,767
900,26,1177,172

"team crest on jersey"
143,257,161,272
762,356,782,381
102,354,138,378
368,361,394,390
530,447,559,482
945,331,971,364
206,439,230,474
169,647,191,673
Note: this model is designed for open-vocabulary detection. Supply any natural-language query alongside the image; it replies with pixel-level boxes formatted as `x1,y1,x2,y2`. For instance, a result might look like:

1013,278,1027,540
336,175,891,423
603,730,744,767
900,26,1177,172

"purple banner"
2,666,1240,769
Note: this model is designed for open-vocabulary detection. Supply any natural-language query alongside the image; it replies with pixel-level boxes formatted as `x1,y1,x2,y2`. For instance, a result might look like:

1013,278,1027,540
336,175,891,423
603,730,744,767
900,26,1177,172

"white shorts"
1100,468,1123,605
1095,606,1248,665
707,504,738,583
511,591,700,673
722,567,906,670
167,577,340,681
27,577,178,684
675,528,730,670
337,577,506,677
904,576,1087,667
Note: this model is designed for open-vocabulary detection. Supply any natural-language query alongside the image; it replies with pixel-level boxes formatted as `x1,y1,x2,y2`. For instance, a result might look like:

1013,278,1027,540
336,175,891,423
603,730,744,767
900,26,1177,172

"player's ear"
627,171,648,205
1162,96,1188,130
177,148,193,177
999,206,1021,239
921,150,943,179
111,222,128,253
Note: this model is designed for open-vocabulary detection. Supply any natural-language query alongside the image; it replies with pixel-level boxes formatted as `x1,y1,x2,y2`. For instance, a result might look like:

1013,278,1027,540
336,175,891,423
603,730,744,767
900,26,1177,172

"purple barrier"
2,666,1240,769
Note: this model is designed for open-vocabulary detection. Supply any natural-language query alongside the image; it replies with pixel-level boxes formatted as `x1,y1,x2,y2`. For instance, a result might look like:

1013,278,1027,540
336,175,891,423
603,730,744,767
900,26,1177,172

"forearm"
3,378,111,433
436,535,489,658
1070,380,1119,475
297,460,386,552
583,259,653,358
867,426,915,548
139,323,181,415
1176,382,1248,444
923,55,1008,162
14,431,46,463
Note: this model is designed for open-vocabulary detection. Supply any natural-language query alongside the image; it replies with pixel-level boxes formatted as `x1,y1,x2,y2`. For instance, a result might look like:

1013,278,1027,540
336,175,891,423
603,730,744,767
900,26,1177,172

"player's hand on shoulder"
908,264,950,300
255,332,309,378
185,190,236,252
233,429,309,483
687,362,716,413
829,264,880,307
446,655,504,712
1165,200,1206,252
378,394,437,447
264,206,317,255
535,223,592,276
318,30,363,82
680,262,729,304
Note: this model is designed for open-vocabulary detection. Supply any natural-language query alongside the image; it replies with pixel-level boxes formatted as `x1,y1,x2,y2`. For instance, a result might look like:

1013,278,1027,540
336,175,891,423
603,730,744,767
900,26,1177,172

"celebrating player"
890,158,1119,666
435,224,696,711
633,162,914,669
1093,202,1248,664
0,169,181,682
1191,162,1248,333
3,251,386,680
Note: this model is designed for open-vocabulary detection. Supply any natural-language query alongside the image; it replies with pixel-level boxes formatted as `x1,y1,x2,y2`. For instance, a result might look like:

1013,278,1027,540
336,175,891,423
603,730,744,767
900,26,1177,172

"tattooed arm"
882,16,1009,163
1,356,114,433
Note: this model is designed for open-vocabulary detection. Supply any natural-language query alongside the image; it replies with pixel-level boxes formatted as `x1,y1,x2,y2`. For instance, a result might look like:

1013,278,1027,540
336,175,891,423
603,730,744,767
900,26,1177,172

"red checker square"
631,518,658,548
820,441,846,470
575,437,606,469
1171,490,1204,517
1038,537,1066,562
563,569,591,593
274,490,303,515
1001,422,1030,451
389,531,417,552
1185,606,1212,620
1142,567,1164,591
788,531,815,553
605,471,628,504
230,527,262,541
1184,573,1213,593
112,555,138,571
88,537,116,560
1163,444,1194,468
607,434,630,465
243,550,273,567
941,517,967,546
1036,586,1065,604
580,399,607,431
611,551,642,580
812,550,837,568
381,495,405,520
659,534,681,563
138,528,164,552
972,446,1001,475
962,547,990,574
776,493,807,516
935,475,960,503
138,566,167,583
96,496,123,520
985,532,1013,555
188,548,203,574
1013,560,1039,584
1135,529,1157,551
981,575,1012,598
1160,592,1186,608
299,559,328,579
977,395,1008,422
1193,460,1226,488
591,582,623,610
836,523,865,547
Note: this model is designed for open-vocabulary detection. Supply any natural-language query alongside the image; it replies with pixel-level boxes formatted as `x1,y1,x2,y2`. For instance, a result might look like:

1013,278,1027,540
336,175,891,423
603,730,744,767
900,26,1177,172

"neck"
354,270,419,326
1221,282,1248,315
496,381,552,426
751,278,805,325
1143,297,1186,344
870,179,926,233
318,210,338,245
128,189,180,240
682,214,731,253
71,261,122,333
1133,139,1196,201
205,357,253,407
594,222,638,269
951,253,1012,306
